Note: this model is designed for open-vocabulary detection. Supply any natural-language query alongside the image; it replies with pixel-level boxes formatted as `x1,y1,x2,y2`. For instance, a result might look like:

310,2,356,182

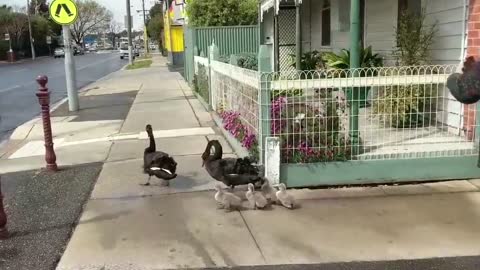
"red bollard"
36,76,58,171
0,177,7,239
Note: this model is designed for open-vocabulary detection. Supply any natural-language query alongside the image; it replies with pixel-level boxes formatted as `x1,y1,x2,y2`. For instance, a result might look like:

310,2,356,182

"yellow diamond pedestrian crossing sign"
49,0,78,25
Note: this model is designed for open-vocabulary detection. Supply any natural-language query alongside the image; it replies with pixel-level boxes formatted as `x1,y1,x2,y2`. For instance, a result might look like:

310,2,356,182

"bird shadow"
4,210,131,239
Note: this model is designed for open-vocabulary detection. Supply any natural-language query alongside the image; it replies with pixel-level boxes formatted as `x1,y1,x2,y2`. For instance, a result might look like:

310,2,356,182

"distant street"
0,51,124,142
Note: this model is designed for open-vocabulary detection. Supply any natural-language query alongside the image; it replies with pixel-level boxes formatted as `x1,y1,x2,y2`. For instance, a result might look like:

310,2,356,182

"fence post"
229,54,239,66
258,44,273,165
208,41,219,111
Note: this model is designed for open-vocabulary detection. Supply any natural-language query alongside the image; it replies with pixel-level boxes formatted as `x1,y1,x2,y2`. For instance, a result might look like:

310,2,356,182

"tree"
394,9,437,66
147,14,163,42
9,13,28,46
71,0,112,45
107,20,122,48
149,3,163,19
0,5,13,34
28,0,48,15
186,0,258,27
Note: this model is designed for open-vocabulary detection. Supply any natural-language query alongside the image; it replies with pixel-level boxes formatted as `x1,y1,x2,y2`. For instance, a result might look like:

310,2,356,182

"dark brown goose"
142,124,178,186
201,140,264,190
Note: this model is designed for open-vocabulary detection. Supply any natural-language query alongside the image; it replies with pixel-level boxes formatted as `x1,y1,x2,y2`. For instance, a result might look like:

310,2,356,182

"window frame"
321,0,331,46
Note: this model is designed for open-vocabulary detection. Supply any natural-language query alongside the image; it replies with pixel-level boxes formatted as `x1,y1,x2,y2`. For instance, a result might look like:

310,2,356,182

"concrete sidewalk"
2,56,480,270
52,56,480,270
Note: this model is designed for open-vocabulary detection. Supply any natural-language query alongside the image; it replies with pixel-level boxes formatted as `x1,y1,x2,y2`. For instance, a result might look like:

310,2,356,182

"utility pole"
141,0,149,54
166,0,174,62
26,0,36,60
62,25,79,111
295,0,301,71
126,0,134,65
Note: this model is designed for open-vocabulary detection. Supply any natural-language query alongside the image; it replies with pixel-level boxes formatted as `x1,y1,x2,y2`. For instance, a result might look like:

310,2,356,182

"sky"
0,0,159,30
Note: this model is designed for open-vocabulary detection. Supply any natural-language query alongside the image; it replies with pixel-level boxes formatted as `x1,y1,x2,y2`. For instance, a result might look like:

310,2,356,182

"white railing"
210,60,259,88
210,60,260,136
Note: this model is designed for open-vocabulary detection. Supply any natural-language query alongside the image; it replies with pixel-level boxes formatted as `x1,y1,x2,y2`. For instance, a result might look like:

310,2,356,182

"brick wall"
465,0,480,141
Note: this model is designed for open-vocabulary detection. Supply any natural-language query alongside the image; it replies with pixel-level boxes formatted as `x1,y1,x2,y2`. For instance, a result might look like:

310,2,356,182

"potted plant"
322,46,384,107
288,50,325,79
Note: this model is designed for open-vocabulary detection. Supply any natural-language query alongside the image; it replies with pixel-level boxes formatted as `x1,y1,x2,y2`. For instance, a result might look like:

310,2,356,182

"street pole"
62,25,79,111
142,0,149,54
349,0,361,155
126,0,134,65
295,0,302,71
166,0,174,63
26,0,36,60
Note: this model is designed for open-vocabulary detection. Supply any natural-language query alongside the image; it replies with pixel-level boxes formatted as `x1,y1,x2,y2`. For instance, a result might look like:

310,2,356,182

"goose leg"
159,179,169,187
141,175,152,186
224,201,232,212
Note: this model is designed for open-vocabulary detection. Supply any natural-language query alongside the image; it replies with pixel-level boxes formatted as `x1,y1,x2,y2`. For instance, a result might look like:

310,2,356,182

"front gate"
276,7,297,72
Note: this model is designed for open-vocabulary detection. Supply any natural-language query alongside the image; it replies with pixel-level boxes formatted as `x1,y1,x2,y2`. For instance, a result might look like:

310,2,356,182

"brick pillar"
464,0,480,141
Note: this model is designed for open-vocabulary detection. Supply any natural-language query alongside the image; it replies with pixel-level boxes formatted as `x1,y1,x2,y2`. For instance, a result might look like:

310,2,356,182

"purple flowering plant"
220,110,259,160
270,93,352,163
220,90,352,164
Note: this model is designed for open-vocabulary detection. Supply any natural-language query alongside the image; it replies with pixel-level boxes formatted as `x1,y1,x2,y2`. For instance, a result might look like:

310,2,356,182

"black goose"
201,140,264,190
143,124,178,186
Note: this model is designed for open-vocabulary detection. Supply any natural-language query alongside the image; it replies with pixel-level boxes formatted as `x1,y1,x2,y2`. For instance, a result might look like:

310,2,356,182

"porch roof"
260,0,301,22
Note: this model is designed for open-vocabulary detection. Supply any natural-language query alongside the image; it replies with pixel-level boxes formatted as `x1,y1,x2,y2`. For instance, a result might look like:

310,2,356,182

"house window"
398,0,421,18
321,0,331,46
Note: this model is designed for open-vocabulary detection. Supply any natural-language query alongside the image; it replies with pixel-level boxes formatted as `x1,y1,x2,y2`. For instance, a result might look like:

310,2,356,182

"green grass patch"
137,54,152,60
126,59,152,70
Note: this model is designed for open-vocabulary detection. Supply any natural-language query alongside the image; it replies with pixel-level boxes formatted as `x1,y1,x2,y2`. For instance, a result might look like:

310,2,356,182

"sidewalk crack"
179,82,203,127
239,211,267,263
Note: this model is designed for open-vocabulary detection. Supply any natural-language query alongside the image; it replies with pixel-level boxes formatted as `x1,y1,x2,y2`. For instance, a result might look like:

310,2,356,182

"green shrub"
272,90,352,163
289,50,324,71
218,55,230,63
394,9,437,66
270,88,303,101
373,84,436,128
193,64,209,103
372,9,438,128
236,53,257,71
186,0,257,27
322,46,383,72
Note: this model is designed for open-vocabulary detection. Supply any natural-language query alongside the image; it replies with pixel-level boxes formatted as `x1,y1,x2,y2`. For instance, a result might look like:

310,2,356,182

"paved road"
0,52,124,143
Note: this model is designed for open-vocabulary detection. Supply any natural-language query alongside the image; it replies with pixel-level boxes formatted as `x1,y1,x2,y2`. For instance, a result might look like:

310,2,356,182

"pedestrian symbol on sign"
49,0,78,25
55,3,74,18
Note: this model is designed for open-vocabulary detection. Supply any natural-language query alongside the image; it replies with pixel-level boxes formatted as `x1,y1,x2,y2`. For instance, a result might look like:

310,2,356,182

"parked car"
119,46,135,60
54,47,65,58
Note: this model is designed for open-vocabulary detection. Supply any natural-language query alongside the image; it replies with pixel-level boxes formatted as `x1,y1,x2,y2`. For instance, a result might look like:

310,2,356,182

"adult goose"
143,124,178,186
201,140,264,190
